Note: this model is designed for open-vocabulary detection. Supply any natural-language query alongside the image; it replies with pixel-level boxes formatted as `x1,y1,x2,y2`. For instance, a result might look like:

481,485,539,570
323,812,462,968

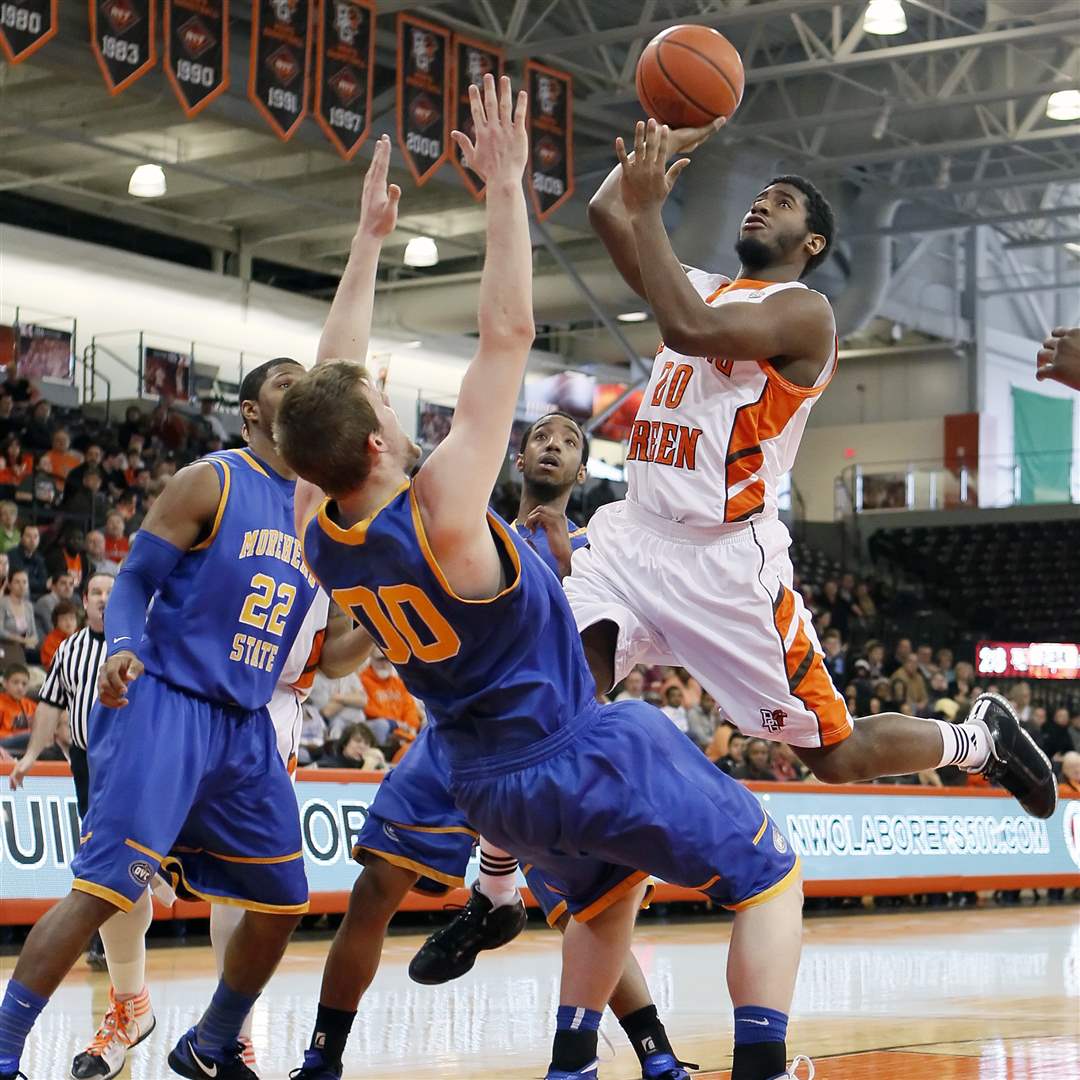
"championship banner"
249,0,313,142
396,13,450,186
89,0,156,95
0,0,58,63
164,0,228,118
525,60,574,221
450,34,504,199
314,0,375,161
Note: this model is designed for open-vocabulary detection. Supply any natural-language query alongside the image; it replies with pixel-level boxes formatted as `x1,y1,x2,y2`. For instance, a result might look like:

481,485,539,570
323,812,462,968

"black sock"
550,1029,599,1072
619,1004,674,1067
731,1041,787,1080
309,1003,356,1070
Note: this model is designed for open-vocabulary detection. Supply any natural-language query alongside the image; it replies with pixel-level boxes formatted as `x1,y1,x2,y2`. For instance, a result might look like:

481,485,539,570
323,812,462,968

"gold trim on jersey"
125,838,166,863
315,480,411,546
159,856,310,915
409,489,522,605
752,812,770,847
723,857,802,912
233,448,270,477
191,458,231,552
351,844,466,890
72,878,134,912
574,870,650,924
387,820,481,839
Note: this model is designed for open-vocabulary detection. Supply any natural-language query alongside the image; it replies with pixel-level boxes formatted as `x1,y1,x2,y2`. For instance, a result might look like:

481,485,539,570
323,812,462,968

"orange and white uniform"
267,588,331,774
565,272,852,749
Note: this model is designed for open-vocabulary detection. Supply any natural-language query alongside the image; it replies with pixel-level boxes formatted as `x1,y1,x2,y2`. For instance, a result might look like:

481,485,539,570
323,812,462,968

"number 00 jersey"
138,449,321,710
302,483,596,764
626,272,837,528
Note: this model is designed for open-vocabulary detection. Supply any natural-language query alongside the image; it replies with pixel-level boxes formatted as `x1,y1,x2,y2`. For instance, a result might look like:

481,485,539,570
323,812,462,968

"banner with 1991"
249,0,312,141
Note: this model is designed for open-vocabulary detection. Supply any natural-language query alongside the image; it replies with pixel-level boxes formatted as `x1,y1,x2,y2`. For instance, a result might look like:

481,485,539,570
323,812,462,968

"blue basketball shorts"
72,673,308,914
450,700,799,923
352,724,478,896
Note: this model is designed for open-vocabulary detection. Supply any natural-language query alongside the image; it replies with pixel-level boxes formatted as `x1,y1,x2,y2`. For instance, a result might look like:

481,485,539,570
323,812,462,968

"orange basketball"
635,25,745,129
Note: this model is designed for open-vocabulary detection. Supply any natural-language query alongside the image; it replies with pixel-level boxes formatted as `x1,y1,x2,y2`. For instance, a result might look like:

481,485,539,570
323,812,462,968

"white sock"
210,904,254,1040
933,717,990,771
476,840,520,909
99,889,152,998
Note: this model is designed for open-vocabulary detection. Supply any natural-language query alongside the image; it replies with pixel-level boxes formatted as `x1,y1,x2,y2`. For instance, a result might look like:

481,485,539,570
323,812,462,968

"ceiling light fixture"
403,236,439,267
128,163,166,198
863,0,907,36
616,311,650,323
1065,242,1080,256
1046,89,1080,121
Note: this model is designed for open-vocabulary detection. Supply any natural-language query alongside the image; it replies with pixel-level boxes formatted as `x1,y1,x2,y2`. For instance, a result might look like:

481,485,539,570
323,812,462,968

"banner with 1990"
164,0,228,118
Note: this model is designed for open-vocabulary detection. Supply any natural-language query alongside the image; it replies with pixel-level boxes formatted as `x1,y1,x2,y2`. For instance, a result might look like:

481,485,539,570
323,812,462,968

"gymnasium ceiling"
2,0,1080,358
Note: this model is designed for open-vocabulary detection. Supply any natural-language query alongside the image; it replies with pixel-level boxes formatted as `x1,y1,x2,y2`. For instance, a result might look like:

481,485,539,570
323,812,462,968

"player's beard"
524,474,566,504
734,235,776,273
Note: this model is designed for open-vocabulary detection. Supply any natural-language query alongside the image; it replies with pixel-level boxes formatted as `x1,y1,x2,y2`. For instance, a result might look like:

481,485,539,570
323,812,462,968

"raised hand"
357,134,402,240
451,73,528,185
669,116,726,155
616,119,691,217
1036,327,1080,392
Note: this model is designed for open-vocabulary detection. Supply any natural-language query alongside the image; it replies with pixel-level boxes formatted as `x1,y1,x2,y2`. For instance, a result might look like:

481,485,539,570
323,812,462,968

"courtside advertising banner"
450,35,504,199
164,0,228,118
90,0,156,94
314,0,375,160
0,0,58,63
3,769,1077,919
396,13,450,186
249,0,312,141
525,60,573,221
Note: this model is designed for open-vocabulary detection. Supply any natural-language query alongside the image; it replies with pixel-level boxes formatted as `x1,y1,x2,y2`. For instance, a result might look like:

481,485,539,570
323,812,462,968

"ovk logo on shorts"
129,860,154,887
1064,801,1080,871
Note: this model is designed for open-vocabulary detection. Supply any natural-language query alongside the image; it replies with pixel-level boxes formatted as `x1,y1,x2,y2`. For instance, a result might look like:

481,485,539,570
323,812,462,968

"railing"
838,448,1080,515
77,345,113,420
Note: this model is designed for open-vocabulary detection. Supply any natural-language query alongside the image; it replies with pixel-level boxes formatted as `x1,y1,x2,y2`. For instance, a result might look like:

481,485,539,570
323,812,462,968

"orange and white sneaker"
239,1034,260,1076
69,986,156,1080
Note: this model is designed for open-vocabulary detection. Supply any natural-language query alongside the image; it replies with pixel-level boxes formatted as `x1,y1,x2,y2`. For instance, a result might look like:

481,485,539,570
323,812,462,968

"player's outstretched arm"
1037,327,1080,391
8,702,62,790
618,120,833,366
589,119,722,300
316,134,400,367
415,74,533,535
317,603,377,678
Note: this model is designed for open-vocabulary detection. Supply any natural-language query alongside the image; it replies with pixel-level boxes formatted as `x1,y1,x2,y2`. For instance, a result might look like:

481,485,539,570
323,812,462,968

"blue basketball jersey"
139,449,321,709
302,483,597,762
511,516,588,578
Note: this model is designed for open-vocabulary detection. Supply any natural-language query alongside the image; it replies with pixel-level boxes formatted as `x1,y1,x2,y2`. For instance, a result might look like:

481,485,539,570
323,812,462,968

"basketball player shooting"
572,116,1056,821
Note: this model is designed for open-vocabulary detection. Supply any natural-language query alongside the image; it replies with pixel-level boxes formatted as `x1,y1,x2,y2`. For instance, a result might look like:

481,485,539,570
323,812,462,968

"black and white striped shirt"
38,627,107,751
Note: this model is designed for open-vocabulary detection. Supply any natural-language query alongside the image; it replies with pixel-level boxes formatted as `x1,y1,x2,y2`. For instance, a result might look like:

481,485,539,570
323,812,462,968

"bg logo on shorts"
760,708,787,733
128,860,153,887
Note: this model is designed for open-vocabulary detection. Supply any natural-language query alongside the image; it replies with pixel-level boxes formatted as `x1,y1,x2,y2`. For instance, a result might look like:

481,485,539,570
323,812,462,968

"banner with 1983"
164,0,228,118
451,35,503,199
0,0,58,63
90,0,156,94
249,0,312,141
396,13,450,186
525,60,573,221
315,0,375,160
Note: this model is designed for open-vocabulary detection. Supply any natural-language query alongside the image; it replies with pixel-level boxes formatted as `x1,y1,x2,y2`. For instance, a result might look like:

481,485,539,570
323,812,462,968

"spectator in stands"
84,530,120,576
686,690,720,750
889,637,913,675
615,668,645,702
101,447,127,498
150,402,190,454
0,436,33,488
153,459,177,481
40,601,77,671
953,660,976,700
0,501,18,554
1070,712,1080,754
46,525,90,590
1024,705,1047,739
734,738,776,782
0,553,8,593
1040,707,1074,763
1061,752,1080,795
0,663,35,746
361,650,421,755
194,397,229,446
0,391,16,441
770,742,810,782
936,647,955,686
297,704,328,766
716,731,747,776
103,510,131,563
318,722,387,772
39,428,82,488
34,571,77,640
660,685,690,734
894,654,929,708
0,570,38,659
117,405,145,450
8,524,47,596
889,677,909,711
863,639,886,680
853,581,877,624
915,643,936,681
121,448,143,488
849,658,874,715
308,669,368,742
1008,681,1033,723
819,579,856,639
62,466,109,524
821,628,846,689
114,489,141,533
22,398,54,452
61,442,103,501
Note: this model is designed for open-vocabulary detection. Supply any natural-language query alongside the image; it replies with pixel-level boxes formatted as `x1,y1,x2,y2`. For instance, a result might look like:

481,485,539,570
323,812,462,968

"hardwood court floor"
4,905,1078,1079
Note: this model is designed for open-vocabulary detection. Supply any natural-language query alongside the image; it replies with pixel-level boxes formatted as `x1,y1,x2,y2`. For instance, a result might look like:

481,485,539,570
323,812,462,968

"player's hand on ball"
669,117,726,154
616,119,691,216
1036,327,1080,391
99,650,145,709
357,134,401,241
451,73,528,184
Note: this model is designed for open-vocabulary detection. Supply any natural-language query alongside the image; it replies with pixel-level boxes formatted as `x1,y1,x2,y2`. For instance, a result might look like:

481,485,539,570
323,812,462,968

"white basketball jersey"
625,272,837,529
277,587,331,703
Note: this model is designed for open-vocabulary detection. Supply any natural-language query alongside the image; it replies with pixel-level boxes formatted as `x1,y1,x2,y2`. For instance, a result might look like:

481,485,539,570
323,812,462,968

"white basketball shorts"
267,688,304,777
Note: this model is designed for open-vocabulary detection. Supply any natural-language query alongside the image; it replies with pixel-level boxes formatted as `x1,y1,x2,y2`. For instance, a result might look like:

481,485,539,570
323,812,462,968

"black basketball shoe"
966,691,1057,819
408,883,528,985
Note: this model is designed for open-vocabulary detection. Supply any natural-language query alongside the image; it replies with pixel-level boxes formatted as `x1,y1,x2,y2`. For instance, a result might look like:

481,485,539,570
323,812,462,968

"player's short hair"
275,362,381,499
52,601,78,627
768,174,835,276
239,357,302,406
4,663,29,680
518,411,590,467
